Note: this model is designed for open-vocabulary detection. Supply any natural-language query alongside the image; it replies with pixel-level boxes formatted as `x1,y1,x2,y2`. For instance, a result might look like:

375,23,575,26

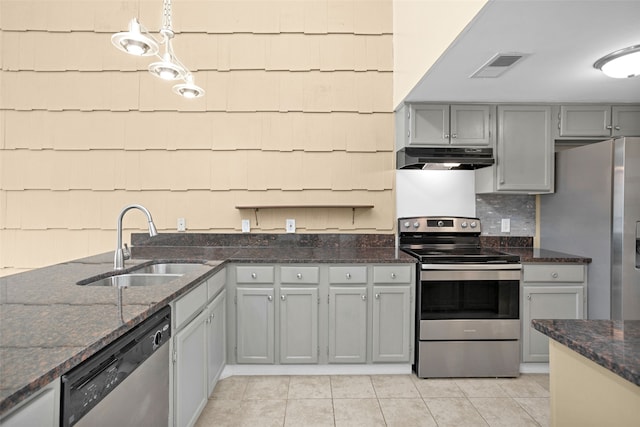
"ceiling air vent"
470,52,529,78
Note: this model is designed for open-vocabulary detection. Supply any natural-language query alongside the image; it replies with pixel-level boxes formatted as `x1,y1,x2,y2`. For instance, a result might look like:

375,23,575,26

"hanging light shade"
112,0,204,98
173,75,205,98
111,18,159,56
594,45,640,79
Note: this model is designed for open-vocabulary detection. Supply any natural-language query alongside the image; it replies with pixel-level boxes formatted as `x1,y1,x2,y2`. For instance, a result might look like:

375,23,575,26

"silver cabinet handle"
361,294,367,301
444,134,450,139
390,272,396,279
268,295,273,301
606,125,613,130
281,294,286,301
296,273,302,279
251,272,257,279
527,295,531,300
346,273,351,279
614,125,621,130
375,293,380,299
551,272,559,279
451,134,457,138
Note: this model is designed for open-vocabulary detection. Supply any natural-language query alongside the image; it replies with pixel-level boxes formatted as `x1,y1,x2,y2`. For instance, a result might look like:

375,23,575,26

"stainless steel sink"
81,273,183,288
130,263,204,275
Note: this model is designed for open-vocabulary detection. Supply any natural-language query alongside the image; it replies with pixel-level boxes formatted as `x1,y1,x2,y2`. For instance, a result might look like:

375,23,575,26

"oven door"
419,265,521,340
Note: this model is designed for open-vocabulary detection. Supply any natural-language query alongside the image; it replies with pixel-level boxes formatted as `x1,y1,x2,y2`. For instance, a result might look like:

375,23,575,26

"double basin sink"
78,262,206,288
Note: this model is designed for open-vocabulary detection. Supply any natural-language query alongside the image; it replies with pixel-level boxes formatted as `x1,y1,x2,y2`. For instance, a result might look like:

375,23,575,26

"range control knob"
437,220,444,227
470,221,478,228
403,221,410,228
413,222,420,228
461,222,468,228
154,331,162,346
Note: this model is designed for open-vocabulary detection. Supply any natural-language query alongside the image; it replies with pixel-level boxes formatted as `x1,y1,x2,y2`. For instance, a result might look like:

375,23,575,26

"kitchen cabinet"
399,103,492,147
476,105,553,194
521,264,587,363
372,265,412,362
227,263,414,367
172,268,227,427
279,287,319,363
0,379,60,427
556,104,640,138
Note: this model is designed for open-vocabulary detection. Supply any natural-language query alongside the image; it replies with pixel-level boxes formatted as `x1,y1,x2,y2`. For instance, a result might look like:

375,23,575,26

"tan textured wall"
392,0,487,108
0,0,395,274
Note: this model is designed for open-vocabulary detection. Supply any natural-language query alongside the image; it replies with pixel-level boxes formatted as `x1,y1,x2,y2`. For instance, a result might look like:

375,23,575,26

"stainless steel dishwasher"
61,306,171,427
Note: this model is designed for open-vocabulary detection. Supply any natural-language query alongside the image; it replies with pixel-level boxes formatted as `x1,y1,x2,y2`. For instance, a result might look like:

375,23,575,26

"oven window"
420,279,519,320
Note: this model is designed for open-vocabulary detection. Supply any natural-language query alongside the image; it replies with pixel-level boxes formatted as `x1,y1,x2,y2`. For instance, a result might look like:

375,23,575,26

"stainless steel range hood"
396,147,494,170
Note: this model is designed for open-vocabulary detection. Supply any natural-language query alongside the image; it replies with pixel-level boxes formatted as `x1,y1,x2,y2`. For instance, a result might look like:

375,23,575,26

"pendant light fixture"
111,0,204,98
593,45,640,79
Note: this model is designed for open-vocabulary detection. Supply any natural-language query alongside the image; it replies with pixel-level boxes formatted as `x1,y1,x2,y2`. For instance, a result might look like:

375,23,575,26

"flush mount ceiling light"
594,45,640,79
111,0,204,98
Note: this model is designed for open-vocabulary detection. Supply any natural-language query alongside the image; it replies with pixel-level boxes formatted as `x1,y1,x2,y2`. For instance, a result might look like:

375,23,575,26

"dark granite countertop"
532,319,640,386
0,234,412,416
503,247,591,264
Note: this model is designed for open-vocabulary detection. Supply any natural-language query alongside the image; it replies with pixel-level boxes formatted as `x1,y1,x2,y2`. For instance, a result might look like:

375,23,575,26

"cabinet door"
328,286,368,363
522,286,584,362
559,105,611,137
207,290,226,396
236,288,275,364
279,287,319,364
409,104,450,146
175,309,208,427
450,105,491,146
496,105,553,192
372,285,411,362
612,105,640,136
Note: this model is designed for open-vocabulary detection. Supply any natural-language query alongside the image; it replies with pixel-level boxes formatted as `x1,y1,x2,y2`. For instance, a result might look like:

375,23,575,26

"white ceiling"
404,0,640,104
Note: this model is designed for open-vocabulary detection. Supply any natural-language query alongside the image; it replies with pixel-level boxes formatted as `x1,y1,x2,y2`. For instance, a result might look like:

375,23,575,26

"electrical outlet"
286,219,296,233
501,218,511,233
241,219,251,233
177,218,186,232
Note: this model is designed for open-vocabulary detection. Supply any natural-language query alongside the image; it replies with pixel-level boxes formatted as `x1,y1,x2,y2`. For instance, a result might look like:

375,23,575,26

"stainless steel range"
399,216,522,378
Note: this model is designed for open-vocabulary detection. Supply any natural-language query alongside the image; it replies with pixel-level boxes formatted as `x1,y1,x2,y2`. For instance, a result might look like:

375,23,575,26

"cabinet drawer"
523,264,584,283
207,268,226,300
280,266,319,284
329,266,367,284
236,266,274,283
174,281,207,330
373,265,413,284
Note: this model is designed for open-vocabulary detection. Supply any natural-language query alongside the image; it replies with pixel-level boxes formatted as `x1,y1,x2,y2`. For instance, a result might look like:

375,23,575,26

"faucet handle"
123,243,131,260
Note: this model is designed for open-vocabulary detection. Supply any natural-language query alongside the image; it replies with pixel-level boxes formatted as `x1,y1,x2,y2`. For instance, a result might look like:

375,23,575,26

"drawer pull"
551,272,559,279
361,294,367,301
251,272,257,279
346,273,352,279
268,295,273,301
281,294,286,301
375,293,380,299
391,272,397,279
296,273,303,279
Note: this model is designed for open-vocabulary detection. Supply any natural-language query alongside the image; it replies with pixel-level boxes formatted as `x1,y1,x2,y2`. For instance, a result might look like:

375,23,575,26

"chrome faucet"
115,204,158,270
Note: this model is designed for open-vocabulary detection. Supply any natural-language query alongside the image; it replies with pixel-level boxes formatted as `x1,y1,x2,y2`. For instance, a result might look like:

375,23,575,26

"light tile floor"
195,373,550,427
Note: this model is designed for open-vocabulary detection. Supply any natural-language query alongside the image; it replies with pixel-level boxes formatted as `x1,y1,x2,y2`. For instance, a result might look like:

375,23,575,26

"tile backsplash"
476,194,536,236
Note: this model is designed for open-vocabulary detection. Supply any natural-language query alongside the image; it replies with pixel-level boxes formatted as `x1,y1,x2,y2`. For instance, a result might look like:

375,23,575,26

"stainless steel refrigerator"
540,137,640,320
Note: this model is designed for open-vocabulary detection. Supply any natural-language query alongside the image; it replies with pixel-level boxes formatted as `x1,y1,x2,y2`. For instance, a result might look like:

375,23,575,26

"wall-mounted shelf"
235,204,374,225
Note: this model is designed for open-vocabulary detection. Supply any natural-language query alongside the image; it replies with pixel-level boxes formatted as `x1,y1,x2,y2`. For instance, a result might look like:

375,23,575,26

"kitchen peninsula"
532,319,640,426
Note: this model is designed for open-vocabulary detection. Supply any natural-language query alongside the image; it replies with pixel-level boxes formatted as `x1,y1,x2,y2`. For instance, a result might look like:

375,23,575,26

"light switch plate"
501,218,510,233
286,219,296,233
177,218,186,232
241,219,251,233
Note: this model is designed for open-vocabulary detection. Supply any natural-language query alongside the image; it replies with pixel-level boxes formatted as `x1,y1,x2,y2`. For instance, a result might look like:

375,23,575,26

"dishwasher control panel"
60,306,171,427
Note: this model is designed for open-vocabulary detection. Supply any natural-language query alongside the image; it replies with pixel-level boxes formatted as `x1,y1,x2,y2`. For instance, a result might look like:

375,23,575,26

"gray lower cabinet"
328,286,368,363
372,285,411,362
236,287,275,364
0,379,60,427
521,264,587,363
172,269,227,427
279,287,319,364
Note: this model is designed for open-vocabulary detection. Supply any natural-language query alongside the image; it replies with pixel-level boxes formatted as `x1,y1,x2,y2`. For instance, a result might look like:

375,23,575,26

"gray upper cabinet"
404,104,492,147
476,105,553,194
557,104,640,138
